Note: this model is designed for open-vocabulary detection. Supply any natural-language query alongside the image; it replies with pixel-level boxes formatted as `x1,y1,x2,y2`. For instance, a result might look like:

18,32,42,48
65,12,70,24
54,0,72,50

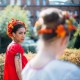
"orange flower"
56,25,66,38
68,25,76,31
38,28,52,34
7,19,26,38
8,24,13,28
35,20,42,28
35,18,43,30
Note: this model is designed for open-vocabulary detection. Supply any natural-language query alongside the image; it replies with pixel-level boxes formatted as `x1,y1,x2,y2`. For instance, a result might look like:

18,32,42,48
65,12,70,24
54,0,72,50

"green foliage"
22,44,36,53
74,24,80,36
67,24,80,48
0,5,31,53
73,24,80,48
0,5,31,37
0,36,12,53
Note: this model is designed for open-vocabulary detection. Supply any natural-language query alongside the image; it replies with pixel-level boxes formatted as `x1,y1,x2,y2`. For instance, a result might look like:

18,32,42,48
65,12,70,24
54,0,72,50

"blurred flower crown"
7,18,26,38
35,11,77,38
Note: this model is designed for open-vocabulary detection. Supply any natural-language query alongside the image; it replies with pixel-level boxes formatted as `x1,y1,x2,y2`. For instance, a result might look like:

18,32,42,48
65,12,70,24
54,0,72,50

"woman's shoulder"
9,43,20,50
7,41,21,48
59,60,80,80
22,60,80,80
47,60,79,67
44,60,80,80
7,41,24,54
44,60,80,73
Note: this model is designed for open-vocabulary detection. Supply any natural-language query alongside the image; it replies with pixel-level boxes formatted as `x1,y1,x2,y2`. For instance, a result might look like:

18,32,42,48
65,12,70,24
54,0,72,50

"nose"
22,33,26,38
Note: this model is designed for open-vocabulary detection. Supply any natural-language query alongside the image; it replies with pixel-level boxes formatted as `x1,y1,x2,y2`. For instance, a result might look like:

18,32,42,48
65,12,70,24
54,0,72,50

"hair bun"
34,8,77,40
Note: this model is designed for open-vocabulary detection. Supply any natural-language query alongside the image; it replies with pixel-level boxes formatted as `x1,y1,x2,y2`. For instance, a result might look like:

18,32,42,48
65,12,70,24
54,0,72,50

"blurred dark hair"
40,8,66,40
35,8,76,41
12,23,26,33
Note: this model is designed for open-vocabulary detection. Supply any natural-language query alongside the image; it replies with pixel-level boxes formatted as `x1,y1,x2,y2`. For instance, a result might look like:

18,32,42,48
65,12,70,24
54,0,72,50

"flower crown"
7,19,26,38
35,11,77,38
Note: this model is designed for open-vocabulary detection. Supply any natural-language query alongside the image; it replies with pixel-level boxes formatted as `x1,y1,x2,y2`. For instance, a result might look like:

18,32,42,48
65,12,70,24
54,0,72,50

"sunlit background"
0,1,80,79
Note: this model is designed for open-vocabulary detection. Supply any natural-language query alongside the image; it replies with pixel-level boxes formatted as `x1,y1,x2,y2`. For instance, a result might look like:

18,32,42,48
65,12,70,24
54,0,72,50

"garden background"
0,5,80,80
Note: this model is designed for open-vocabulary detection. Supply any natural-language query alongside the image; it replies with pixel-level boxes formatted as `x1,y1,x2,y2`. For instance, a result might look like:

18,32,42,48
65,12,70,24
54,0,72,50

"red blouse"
3,42,28,80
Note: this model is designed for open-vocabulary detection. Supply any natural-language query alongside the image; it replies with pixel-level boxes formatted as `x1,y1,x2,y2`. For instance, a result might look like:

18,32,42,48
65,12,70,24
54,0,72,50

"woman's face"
12,27,26,43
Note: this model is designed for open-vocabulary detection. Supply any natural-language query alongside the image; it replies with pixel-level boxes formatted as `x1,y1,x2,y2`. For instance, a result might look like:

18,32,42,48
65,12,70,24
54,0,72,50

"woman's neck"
37,38,65,59
30,38,66,69
12,40,20,44
30,42,58,69
37,40,58,60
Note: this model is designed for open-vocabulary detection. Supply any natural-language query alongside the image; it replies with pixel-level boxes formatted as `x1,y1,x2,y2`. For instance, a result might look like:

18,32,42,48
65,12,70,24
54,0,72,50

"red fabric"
3,42,28,80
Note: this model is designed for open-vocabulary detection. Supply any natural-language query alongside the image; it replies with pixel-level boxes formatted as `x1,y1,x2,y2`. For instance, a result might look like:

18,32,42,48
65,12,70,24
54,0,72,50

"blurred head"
35,8,76,41
35,8,76,53
7,19,27,43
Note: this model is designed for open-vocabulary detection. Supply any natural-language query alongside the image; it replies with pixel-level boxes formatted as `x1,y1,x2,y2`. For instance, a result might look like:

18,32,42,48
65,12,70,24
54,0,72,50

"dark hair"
35,8,76,41
12,23,26,33
44,12,59,24
42,31,57,40
40,8,66,40
7,19,26,38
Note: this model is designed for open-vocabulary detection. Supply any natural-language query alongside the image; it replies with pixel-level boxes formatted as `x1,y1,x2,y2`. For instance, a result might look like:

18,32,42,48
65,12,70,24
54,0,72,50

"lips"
21,39,24,41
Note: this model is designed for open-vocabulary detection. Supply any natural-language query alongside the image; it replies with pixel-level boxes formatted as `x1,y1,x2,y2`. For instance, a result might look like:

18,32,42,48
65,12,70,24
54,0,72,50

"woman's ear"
12,32,15,38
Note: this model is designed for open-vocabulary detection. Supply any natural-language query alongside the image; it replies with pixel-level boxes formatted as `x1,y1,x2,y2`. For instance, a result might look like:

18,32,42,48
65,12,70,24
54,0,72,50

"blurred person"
22,8,80,80
3,19,28,80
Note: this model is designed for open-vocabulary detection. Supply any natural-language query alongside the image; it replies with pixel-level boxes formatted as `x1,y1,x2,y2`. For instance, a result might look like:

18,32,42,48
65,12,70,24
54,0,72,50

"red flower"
7,19,26,38
56,25,66,38
68,25,76,31
38,28,52,34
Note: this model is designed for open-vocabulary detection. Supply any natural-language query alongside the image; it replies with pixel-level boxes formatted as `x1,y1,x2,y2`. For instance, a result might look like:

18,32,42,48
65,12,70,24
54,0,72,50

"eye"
19,32,23,34
24,32,26,34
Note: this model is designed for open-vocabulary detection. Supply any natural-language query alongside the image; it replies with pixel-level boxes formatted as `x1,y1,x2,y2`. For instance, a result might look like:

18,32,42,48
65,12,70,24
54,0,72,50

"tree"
0,5,31,53
0,5,30,37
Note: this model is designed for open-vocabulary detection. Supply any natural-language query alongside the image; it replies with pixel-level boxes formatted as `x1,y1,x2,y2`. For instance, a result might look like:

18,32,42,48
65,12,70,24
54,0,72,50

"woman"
22,8,80,80
3,19,28,80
